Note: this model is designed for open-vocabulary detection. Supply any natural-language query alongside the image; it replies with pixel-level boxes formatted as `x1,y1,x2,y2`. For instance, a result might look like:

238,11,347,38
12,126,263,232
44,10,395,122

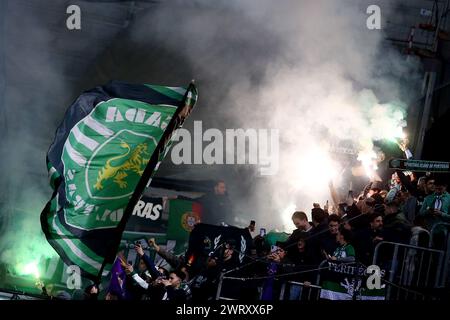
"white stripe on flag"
48,166,58,184
48,166,57,178
319,289,352,300
72,126,99,151
84,116,114,138
52,215,102,271
65,141,87,167
167,86,186,96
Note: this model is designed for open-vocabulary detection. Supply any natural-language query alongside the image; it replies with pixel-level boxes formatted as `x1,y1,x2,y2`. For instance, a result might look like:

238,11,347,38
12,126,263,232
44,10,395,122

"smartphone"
259,228,266,237
271,245,278,252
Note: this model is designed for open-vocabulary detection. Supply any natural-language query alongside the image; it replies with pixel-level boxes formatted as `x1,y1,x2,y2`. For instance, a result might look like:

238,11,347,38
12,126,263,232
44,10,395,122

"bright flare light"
357,149,378,180
291,147,339,192
18,261,40,279
386,128,406,144
370,105,406,143
281,203,297,233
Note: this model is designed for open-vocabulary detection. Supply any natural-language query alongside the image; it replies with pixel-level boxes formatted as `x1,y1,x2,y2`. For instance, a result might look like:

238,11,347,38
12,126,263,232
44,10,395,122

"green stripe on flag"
49,196,57,213
320,280,386,300
360,288,386,300
320,280,352,300
145,85,185,101
53,215,105,265
46,214,106,275
52,237,99,276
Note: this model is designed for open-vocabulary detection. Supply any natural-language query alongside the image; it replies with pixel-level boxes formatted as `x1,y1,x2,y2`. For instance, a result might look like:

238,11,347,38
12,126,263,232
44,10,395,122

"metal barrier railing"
215,275,243,300
429,223,450,248
428,223,450,288
373,241,446,300
410,228,430,247
215,271,322,301
315,259,329,286
216,275,322,301
278,281,321,301
215,238,450,301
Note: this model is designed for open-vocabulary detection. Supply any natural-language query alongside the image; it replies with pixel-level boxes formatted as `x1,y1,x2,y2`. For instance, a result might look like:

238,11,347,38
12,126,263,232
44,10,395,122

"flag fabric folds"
166,199,202,247
319,262,385,300
41,81,198,280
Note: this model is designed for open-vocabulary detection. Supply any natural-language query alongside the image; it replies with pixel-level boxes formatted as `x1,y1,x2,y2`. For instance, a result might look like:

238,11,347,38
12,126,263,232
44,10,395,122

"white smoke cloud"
0,0,423,252
132,0,421,230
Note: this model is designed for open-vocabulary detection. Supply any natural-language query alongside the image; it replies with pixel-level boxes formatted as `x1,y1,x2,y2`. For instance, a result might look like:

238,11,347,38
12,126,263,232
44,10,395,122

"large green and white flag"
41,81,198,280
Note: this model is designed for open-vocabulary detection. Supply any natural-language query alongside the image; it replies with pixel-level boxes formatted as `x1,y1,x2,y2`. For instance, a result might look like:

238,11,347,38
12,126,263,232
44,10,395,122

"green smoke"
0,201,57,279
358,89,407,142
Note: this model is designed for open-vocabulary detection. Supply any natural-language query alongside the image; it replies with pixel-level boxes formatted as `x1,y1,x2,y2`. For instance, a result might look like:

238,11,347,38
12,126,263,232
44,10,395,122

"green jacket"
419,191,450,230
333,243,355,262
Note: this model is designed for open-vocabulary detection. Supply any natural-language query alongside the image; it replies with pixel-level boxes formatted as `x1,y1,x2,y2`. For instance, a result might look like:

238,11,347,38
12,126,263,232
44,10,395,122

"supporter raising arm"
124,264,150,290
396,137,413,160
134,243,161,280
148,238,184,270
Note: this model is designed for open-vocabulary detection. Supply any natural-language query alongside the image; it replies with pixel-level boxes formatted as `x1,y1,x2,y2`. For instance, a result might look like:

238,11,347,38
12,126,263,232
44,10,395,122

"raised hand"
147,238,160,252
135,244,144,257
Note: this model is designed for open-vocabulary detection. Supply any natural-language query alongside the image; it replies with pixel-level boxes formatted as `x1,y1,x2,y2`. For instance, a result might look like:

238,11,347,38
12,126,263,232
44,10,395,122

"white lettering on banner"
97,208,123,222
132,200,162,220
327,262,386,289
105,107,171,130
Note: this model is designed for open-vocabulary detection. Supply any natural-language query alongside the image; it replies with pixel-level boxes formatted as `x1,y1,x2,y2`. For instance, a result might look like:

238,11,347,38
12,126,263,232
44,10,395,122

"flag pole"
95,80,197,284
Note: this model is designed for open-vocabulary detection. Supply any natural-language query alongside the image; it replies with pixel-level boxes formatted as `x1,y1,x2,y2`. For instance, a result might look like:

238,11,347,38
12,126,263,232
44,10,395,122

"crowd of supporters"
78,168,447,301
